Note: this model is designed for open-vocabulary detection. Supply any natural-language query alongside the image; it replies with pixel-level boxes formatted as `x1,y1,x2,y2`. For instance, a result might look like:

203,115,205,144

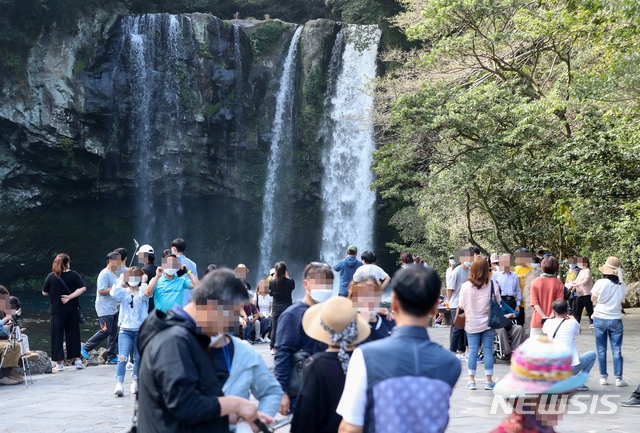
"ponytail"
52,253,70,277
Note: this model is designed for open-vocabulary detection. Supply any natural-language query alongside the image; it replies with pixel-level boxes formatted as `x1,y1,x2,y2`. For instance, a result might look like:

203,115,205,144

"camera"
9,296,21,325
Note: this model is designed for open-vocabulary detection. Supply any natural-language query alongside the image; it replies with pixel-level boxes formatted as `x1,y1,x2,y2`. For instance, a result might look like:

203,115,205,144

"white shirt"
445,266,453,289
110,284,151,330
256,293,272,316
591,279,626,320
542,317,580,365
352,264,389,283
336,348,368,426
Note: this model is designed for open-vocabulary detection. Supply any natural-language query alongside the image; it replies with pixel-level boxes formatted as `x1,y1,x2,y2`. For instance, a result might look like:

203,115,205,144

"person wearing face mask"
275,262,335,416
144,254,199,313
445,254,456,290
109,266,150,396
137,268,274,433
447,248,474,361
80,251,121,364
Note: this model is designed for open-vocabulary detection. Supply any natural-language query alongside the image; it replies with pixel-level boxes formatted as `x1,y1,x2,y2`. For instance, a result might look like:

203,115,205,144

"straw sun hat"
494,336,588,397
303,297,370,347
599,256,621,276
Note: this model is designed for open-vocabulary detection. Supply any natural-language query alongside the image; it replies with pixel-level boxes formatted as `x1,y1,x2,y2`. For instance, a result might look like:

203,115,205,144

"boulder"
624,281,640,308
17,350,52,375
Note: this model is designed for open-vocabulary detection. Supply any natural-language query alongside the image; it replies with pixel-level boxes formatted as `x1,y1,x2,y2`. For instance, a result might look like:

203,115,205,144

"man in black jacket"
137,268,273,433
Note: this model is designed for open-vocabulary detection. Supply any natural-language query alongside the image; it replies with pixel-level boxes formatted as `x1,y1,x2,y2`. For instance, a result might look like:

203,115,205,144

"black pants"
270,307,288,349
449,308,466,353
84,313,119,359
516,307,525,327
632,383,640,400
50,312,81,362
573,295,594,324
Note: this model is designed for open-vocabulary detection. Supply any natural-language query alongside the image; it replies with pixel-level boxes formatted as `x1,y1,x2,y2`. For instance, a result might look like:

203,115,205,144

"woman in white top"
110,266,151,396
567,256,594,327
591,257,627,387
253,280,273,342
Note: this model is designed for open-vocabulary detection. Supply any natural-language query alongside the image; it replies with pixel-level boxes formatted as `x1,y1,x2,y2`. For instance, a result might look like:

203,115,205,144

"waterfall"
233,24,244,135
257,26,304,279
319,25,381,273
117,14,192,245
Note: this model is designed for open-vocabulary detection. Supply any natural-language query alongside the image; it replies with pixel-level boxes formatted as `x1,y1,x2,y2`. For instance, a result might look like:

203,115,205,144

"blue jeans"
467,328,495,377
572,351,596,375
116,329,139,383
593,317,623,378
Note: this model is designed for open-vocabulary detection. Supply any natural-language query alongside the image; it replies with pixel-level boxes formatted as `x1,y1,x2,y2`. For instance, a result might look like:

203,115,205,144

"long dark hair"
52,254,70,277
275,262,287,289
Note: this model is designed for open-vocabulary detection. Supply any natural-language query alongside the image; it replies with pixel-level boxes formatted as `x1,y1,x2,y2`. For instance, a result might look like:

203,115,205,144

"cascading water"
319,25,381,274
117,14,192,246
233,24,244,137
257,26,304,279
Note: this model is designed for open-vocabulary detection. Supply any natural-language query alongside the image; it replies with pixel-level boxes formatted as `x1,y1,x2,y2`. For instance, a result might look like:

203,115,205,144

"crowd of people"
1,239,639,432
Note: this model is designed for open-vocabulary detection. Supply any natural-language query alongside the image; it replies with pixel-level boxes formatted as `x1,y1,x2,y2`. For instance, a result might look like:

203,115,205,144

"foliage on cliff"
0,0,401,82
373,0,640,279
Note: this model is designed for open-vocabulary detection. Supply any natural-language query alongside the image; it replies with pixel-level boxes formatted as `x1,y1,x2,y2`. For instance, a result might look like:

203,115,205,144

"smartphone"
270,415,293,430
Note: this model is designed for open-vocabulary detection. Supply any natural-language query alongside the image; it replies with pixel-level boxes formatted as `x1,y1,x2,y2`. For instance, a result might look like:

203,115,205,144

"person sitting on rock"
0,286,27,385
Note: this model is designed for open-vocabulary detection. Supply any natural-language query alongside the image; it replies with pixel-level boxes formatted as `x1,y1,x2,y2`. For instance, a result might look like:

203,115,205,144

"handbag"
287,349,312,399
488,281,509,329
453,307,466,329
57,275,85,324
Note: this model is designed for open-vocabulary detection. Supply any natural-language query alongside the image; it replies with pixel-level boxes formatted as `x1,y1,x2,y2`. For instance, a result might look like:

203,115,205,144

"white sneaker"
455,353,466,361
263,337,271,343
599,377,608,385
75,360,84,370
114,383,124,396
616,378,628,387
126,362,134,371
56,364,64,372
270,348,275,356
130,382,138,394
257,337,266,343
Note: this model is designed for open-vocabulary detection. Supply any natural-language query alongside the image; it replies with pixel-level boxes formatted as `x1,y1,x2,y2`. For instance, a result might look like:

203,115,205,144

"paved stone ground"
4,310,640,433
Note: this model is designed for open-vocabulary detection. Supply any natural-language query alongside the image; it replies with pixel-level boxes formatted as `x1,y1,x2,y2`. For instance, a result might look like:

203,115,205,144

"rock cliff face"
0,12,344,284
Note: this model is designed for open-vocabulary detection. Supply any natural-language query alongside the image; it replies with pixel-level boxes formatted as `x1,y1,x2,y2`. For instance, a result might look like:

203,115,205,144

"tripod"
1,318,33,388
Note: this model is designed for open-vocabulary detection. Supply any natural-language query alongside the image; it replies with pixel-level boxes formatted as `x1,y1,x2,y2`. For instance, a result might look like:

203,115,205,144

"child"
110,266,150,396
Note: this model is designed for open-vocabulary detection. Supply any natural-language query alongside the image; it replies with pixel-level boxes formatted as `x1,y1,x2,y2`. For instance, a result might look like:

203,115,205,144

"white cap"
139,244,154,254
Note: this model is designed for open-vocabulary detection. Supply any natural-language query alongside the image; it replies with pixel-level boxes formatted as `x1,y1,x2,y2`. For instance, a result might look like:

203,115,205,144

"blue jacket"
274,302,320,394
223,336,283,417
500,301,519,318
334,256,363,296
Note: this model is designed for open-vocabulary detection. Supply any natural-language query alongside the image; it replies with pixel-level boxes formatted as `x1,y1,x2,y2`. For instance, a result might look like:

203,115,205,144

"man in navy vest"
337,265,461,433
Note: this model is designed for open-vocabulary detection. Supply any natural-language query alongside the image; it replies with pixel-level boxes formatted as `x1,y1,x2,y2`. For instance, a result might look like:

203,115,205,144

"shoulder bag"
552,318,568,339
453,307,466,329
58,274,85,324
488,281,508,329
287,349,313,400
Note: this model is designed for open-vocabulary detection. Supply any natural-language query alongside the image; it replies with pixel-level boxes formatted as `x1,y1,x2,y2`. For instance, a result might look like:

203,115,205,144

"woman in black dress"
42,253,86,371
291,296,370,433
269,262,295,354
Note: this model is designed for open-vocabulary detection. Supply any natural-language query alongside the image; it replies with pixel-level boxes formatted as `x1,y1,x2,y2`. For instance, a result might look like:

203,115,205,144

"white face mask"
210,333,224,345
449,259,455,265
309,289,333,303
463,261,472,268
164,268,178,276
128,277,141,286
